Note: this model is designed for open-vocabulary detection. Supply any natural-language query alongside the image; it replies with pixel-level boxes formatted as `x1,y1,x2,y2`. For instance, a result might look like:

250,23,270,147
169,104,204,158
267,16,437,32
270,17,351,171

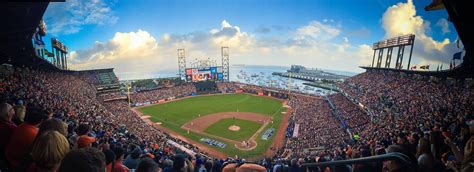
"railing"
301,152,414,171
220,152,415,171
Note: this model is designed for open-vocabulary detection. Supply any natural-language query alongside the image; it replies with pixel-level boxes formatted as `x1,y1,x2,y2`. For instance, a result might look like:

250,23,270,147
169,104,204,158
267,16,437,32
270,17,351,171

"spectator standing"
6,106,46,169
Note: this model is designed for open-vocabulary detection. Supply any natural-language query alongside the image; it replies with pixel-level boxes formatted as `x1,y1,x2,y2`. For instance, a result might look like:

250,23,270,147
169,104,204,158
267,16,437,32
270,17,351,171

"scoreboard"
185,66,224,82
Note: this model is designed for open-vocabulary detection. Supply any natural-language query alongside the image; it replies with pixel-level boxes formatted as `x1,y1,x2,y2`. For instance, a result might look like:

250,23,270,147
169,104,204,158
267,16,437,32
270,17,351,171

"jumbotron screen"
185,66,223,82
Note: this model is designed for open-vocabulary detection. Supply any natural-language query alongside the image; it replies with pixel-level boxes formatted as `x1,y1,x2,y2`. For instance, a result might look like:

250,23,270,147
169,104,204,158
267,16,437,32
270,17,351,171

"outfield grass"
204,118,262,141
137,93,285,158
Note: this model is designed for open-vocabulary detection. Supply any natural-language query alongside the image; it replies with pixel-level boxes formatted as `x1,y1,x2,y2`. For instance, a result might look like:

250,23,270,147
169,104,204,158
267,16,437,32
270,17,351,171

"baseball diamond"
134,93,288,159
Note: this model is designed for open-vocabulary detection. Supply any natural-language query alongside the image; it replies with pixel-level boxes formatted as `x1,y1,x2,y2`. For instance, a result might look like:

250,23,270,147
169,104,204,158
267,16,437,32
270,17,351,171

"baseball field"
135,93,288,158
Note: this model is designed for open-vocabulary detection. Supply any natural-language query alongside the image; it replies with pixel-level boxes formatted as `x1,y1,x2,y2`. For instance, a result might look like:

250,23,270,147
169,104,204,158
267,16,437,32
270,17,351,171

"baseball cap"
77,135,96,148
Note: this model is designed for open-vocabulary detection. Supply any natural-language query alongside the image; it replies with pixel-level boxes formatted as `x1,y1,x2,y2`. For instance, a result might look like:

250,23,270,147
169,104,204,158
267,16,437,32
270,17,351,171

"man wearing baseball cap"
77,135,96,149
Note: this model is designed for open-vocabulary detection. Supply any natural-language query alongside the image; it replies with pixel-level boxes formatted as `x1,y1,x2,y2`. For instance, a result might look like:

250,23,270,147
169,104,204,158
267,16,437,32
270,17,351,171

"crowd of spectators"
283,94,350,158
216,82,239,93
332,70,474,171
0,67,211,172
1,66,473,172
130,84,196,105
328,93,370,134
98,92,127,102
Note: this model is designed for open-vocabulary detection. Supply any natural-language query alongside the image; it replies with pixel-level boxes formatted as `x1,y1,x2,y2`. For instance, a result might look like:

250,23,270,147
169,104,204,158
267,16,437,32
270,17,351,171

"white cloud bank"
381,0,459,66
68,20,373,79
67,0,459,79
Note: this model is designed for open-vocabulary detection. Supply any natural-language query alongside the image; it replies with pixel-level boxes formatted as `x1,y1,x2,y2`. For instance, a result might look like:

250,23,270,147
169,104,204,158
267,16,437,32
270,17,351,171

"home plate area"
228,125,241,131
181,112,272,150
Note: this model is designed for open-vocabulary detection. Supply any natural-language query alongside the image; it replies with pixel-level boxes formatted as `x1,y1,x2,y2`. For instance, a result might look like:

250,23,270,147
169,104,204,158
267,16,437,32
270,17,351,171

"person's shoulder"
0,120,17,129
114,162,130,172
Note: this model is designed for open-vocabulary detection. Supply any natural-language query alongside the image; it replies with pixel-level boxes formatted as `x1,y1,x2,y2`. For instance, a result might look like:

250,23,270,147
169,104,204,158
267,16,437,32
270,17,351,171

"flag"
453,51,462,60
425,0,445,11
411,66,417,70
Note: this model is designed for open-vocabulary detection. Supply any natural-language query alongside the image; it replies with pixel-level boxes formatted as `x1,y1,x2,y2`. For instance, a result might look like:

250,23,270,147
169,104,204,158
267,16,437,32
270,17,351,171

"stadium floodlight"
222,47,230,82
177,49,187,81
371,34,415,70
51,38,68,70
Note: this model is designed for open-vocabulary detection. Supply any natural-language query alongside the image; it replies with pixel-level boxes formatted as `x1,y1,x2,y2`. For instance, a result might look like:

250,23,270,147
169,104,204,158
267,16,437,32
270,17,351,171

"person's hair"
31,131,70,171
173,154,186,170
131,149,141,159
103,149,115,165
136,157,160,172
204,161,213,172
24,106,47,125
416,138,432,158
103,149,115,172
411,133,420,143
113,146,125,161
0,102,11,119
39,118,68,136
386,145,416,172
58,148,106,172
75,124,90,136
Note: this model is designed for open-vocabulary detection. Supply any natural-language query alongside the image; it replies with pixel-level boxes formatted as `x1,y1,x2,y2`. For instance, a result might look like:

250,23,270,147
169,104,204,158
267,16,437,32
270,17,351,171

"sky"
42,0,461,79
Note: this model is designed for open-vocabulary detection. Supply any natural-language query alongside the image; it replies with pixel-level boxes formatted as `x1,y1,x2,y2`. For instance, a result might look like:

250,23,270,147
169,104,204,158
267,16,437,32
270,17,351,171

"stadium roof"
0,2,57,70
444,0,474,78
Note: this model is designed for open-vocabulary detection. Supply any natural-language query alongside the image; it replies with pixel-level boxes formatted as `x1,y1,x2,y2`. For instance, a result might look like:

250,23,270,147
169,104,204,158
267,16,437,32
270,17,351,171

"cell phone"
448,155,456,161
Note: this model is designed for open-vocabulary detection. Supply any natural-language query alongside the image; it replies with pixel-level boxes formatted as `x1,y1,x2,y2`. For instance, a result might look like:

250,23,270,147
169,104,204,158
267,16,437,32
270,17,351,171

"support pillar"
64,53,68,69
51,47,55,64
61,52,66,69
55,48,60,67
407,35,415,70
395,46,405,69
371,50,376,67
407,44,414,70
385,47,393,68
376,49,384,68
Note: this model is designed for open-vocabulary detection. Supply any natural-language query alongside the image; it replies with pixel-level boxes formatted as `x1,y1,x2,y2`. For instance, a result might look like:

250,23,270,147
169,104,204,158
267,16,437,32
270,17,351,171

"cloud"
260,21,372,72
381,0,458,64
69,20,375,78
68,21,258,79
295,21,341,41
68,30,167,79
44,0,118,35
283,21,341,48
209,20,256,52
436,18,450,34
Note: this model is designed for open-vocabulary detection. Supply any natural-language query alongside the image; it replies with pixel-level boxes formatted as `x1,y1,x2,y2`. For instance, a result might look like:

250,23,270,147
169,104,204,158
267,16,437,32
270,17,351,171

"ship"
272,65,349,81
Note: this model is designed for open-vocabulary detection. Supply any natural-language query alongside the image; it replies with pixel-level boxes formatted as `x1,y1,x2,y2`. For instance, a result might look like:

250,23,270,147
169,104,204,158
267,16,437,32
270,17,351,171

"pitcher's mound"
228,125,241,131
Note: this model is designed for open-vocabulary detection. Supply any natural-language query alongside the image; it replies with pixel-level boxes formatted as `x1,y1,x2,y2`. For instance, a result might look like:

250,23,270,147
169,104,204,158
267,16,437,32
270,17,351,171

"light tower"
221,47,229,82
177,49,186,81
